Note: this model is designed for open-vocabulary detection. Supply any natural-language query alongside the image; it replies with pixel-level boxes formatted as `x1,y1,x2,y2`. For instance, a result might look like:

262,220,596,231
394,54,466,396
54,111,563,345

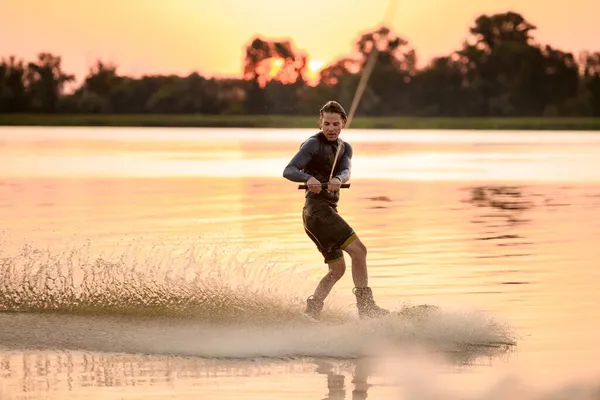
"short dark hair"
320,101,348,123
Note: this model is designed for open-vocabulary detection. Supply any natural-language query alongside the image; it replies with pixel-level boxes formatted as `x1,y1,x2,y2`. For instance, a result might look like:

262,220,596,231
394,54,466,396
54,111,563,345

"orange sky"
2,0,598,84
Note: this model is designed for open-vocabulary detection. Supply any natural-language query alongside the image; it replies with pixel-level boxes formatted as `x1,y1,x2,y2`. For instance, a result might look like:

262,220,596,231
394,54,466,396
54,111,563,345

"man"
283,100,389,320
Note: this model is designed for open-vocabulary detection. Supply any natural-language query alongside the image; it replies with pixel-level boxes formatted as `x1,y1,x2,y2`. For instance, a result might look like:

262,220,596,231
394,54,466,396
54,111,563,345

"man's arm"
283,138,319,182
333,142,352,183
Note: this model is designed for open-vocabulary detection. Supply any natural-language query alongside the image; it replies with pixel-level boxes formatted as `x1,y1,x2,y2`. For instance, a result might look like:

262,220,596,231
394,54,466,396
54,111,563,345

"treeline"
1,11,600,117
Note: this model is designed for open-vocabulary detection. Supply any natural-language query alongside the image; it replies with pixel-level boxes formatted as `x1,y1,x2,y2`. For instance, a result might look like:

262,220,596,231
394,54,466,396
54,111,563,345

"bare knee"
345,237,367,260
328,259,346,280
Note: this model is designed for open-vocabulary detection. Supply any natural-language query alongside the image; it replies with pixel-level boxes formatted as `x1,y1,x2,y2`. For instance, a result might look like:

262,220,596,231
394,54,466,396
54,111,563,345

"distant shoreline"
1,114,600,131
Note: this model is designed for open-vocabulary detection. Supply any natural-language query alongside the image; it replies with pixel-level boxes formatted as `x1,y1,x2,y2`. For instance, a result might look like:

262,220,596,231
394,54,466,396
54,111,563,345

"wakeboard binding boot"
305,295,324,319
353,287,389,319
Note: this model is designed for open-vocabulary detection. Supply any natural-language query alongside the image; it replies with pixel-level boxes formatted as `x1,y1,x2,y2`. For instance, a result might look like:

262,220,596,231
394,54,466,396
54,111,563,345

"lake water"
1,126,600,399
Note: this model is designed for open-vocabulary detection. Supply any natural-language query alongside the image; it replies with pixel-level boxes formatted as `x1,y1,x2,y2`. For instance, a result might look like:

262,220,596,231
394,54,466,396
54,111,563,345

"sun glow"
267,58,285,78
308,59,324,72
306,59,324,84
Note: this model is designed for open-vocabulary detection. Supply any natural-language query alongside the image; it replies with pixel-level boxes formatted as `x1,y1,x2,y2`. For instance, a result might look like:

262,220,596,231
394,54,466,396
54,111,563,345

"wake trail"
0,305,514,362
0,236,516,361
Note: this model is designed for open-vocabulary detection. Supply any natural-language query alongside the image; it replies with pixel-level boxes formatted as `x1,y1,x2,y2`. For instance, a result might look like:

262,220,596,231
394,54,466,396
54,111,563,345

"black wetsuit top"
283,132,353,206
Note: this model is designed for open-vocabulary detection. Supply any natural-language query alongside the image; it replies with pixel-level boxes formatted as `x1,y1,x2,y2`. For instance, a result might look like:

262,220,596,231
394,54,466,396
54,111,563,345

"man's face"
320,112,344,141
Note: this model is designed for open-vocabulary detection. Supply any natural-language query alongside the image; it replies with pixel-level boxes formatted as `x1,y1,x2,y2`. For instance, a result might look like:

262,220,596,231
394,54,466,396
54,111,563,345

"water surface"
1,127,600,399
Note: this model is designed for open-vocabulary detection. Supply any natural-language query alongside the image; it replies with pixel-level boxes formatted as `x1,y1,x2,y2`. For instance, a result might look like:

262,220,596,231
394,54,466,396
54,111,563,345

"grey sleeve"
283,137,319,182
334,142,352,183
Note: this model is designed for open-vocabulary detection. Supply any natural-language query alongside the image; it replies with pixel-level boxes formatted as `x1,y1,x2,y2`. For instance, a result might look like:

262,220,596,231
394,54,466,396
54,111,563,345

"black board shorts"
302,200,356,263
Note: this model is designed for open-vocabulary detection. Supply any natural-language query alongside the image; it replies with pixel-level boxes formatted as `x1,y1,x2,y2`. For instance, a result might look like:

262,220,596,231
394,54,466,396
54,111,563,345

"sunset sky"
2,0,598,84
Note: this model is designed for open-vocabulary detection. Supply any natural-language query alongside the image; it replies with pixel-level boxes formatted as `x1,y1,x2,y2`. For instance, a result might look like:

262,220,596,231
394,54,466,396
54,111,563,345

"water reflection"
0,348,513,400
313,344,515,400
316,359,370,400
463,186,535,262
0,351,377,399
468,185,533,225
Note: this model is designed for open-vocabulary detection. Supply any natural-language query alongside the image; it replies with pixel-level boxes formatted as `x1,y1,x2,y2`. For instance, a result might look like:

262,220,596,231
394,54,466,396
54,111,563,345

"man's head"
319,101,347,142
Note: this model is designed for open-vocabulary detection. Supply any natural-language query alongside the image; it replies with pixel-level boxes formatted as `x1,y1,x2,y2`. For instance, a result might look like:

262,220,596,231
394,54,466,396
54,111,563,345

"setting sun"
307,59,325,84
309,60,324,72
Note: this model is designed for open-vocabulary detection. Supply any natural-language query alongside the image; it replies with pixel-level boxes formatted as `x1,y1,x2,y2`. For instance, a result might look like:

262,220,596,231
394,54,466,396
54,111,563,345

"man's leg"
312,257,346,300
341,234,368,288
342,235,389,319
305,255,346,319
302,203,349,319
